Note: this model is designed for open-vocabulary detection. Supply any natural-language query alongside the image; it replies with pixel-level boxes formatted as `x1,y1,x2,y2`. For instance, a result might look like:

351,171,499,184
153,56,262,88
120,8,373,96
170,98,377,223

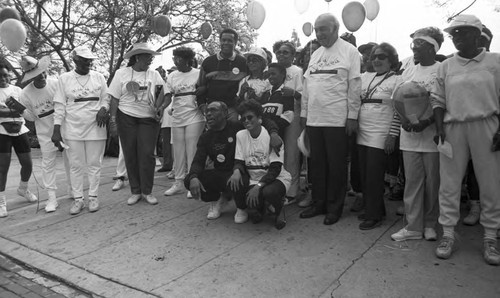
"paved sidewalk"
0,149,498,297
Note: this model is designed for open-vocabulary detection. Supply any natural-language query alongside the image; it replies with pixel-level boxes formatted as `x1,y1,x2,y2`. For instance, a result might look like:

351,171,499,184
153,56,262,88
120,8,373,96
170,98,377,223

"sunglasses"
372,54,388,60
240,115,255,122
276,50,291,56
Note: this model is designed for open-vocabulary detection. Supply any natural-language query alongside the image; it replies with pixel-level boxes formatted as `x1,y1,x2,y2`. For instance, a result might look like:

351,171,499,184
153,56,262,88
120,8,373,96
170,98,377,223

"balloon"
364,0,380,21
302,22,313,37
152,15,171,37
0,7,21,23
246,0,266,29
200,22,212,39
294,0,310,14
342,2,366,32
0,19,26,52
392,81,431,125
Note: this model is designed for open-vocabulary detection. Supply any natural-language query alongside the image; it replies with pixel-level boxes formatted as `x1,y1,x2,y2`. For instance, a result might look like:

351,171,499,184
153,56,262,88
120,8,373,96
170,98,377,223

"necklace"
74,72,90,88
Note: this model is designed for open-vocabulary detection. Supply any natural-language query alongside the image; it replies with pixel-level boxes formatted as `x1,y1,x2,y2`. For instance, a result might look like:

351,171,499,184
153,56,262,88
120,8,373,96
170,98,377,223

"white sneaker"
234,208,248,224
187,191,193,199
164,182,185,196
45,198,58,213
207,202,221,220
70,198,85,215
17,188,38,203
127,194,141,205
88,196,99,212
112,179,125,191
391,228,422,241
0,196,7,218
144,194,158,205
424,228,438,241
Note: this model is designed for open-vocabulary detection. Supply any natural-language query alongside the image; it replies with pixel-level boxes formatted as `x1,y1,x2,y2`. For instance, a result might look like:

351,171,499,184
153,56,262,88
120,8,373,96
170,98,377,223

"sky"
153,0,500,69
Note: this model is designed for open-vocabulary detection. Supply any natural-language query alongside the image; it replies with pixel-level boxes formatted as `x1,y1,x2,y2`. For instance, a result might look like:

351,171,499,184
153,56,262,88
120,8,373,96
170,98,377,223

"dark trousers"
466,160,479,201
160,127,173,170
358,145,387,220
195,169,247,203
234,179,286,210
349,134,362,193
307,126,348,217
117,110,160,195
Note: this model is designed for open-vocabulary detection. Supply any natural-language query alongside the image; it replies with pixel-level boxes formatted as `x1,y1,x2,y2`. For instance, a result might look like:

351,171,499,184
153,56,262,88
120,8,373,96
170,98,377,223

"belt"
361,98,383,104
175,91,196,97
74,97,99,103
38,110,54,118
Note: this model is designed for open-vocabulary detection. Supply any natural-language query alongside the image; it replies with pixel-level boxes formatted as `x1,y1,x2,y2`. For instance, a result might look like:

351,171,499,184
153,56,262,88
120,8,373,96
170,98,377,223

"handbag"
1,121,23,133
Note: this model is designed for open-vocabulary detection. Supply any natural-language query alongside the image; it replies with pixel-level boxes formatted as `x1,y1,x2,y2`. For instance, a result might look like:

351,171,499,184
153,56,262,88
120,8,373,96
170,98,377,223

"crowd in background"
0,12,499,266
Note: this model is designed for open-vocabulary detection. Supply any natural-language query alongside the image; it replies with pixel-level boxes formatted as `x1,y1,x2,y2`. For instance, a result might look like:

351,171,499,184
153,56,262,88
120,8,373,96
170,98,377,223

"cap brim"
443,24,481,34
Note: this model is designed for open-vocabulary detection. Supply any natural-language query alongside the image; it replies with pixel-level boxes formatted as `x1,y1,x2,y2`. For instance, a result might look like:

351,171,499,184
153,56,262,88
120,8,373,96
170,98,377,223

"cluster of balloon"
302,22,313,37
364,0,380,21
152,15,171,37
200,22,212,40
246,0,265,30
0,7,26,52
342,2,366,32
294,0,310,15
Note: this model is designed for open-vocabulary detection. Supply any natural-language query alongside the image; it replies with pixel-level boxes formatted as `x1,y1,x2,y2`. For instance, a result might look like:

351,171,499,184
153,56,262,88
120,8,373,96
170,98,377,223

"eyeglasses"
372,54,388,60
276,50,291,56
240,115,255,122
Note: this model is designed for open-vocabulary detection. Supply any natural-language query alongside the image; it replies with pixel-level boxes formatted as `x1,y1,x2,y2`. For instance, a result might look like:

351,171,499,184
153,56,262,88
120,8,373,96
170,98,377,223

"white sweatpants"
40,143,71,195
438,116,500,230
65,140,106,198
172,122,205,181
115,138,127,178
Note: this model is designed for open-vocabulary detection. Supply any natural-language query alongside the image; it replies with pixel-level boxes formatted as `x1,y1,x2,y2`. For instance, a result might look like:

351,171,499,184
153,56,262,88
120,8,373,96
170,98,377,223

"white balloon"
302,22,313,37
364,0,380,21
342,1,366,32
0,18,26,52
247,0,266,30
295,0,310,15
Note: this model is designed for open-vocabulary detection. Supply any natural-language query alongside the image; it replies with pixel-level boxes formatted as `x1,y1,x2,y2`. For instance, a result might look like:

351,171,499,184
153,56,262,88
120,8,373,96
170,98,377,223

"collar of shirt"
217,51,236,61
454,48,486,66
270,84,285,95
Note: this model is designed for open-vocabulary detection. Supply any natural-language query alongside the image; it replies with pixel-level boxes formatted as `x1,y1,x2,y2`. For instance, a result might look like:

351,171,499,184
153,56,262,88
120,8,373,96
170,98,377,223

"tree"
4,0,256,84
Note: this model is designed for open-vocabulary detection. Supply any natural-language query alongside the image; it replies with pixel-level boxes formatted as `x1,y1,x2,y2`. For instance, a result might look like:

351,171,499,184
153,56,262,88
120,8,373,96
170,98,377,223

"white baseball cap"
444,14,482,34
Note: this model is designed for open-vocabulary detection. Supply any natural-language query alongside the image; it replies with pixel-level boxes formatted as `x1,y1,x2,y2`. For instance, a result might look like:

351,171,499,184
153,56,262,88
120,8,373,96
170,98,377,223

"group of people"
0,12,499,266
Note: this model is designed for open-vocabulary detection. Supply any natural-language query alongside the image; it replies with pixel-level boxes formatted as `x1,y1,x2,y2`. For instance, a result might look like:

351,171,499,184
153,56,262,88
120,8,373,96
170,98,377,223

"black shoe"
157,167,171,173
359,219,382,230
323,213,340,225
300,206,326,219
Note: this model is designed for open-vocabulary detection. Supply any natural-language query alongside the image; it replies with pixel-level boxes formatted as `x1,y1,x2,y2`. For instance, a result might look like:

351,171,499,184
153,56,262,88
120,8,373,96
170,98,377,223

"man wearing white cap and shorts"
431,14,500,265
18,56,72,212
51,46,109,215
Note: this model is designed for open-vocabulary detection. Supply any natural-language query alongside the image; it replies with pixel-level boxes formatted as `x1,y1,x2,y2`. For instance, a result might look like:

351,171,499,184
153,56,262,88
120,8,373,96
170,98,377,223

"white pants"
65,140,106,198
284,100,302,197
115,138,127,178
403,151,439,232
172,122,205,181
438,117,500,230
40,143,71,195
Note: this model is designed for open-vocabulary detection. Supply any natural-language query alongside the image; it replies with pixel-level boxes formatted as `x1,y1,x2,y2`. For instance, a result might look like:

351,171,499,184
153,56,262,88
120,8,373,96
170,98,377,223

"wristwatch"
256,182,263,187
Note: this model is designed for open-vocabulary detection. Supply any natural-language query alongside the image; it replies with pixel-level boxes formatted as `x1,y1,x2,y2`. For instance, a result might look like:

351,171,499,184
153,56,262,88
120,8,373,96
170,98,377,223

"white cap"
244,47,268,65
72,46,98,59
444,14,482,34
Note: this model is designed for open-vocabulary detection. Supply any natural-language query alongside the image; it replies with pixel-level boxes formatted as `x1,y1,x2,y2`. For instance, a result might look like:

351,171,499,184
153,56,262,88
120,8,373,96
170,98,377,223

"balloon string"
447,0,477,22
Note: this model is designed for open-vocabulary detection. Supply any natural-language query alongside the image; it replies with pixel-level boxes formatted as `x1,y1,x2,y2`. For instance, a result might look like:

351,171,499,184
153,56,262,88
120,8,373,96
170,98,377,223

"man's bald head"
314,13,340,48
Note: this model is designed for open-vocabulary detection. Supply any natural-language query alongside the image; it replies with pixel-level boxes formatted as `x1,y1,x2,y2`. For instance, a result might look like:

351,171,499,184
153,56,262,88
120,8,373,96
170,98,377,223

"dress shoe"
359,219,382,230
323,213,340,225
300,206,326,219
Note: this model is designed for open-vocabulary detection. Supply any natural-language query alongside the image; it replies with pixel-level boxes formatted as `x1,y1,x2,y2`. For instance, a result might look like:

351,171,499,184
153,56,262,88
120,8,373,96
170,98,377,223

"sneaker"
207,197,227,220
45,198,58,213
484,239,500,265
463,202,480,226
234,208,248,224
391,228,422,241
144,194,158,205
70,198,85,215
187,191,193,199
127,194,141,205
17,188,38,203
0,196,7,218
164,182,184,196
298,194,313,208
284,196,296,206
112,179,125,191
166,171,175,179
435,236,455,259
424,228,438,241
88,196,99,212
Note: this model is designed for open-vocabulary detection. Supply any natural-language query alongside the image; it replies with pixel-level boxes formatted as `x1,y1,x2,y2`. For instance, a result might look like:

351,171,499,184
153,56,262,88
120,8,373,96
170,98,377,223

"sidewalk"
0,149,498,298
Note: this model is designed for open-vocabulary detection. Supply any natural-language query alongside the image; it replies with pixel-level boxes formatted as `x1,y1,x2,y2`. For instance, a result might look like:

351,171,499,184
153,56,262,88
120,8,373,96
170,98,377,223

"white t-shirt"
237,76,271,100
53,70,109,141
20,78,59,151
285,65,303,112
163,69,205,127
108,67,165,119
235,126,291,191
0,85,29,136
399,63,440,153
357,72,399,150
302,39,361,127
